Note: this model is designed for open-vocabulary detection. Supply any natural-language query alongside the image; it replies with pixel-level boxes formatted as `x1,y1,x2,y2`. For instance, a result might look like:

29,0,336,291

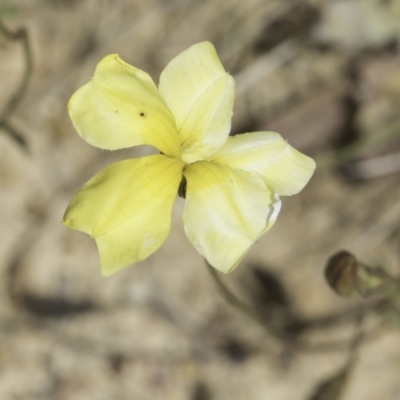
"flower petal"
183,162,281,273
159,42,234,163
68,54,181,158
63,155,184,276
209,132,316,196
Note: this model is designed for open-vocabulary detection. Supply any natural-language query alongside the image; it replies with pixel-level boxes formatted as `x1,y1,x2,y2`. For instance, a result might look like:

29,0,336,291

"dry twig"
0,18,32,149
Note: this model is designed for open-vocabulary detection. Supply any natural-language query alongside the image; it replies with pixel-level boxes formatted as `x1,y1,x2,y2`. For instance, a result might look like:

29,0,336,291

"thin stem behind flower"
205,259,385,354
205,260,283,352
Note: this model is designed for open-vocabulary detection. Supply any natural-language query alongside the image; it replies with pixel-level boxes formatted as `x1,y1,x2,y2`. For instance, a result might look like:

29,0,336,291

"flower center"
177,176,187,198
180,149,204,165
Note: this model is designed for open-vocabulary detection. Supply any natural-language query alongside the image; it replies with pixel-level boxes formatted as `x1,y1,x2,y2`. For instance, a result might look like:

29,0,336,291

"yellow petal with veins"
68,54,181,158
209,132,316,196
159,42,234,163
183,162,281,273
63,155,184,276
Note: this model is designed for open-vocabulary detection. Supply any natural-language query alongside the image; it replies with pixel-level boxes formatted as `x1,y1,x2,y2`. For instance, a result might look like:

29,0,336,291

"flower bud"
325,251,395,298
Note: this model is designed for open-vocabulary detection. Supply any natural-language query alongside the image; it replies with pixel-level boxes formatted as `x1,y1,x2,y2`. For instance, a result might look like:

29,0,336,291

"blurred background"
1,0,400,399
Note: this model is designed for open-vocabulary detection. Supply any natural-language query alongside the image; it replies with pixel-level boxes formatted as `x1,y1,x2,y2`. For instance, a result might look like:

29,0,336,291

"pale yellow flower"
63,42,315,276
